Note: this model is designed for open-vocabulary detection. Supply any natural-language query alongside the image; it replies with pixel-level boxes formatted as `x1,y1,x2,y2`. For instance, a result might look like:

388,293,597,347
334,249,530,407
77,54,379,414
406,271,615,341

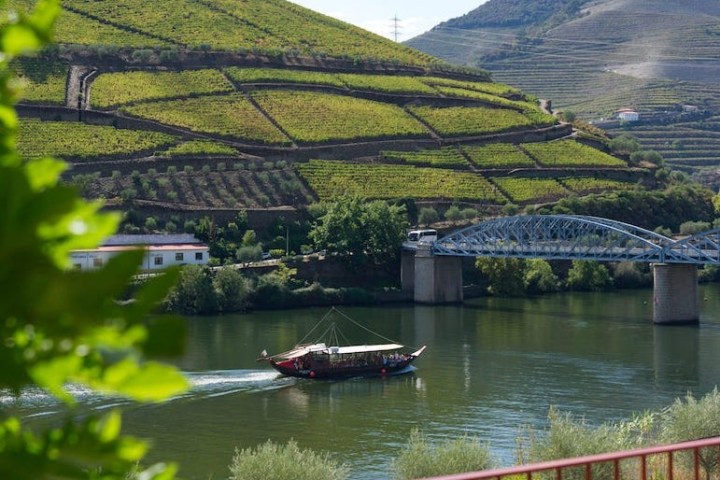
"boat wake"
183,369,292,399
1,369,293,417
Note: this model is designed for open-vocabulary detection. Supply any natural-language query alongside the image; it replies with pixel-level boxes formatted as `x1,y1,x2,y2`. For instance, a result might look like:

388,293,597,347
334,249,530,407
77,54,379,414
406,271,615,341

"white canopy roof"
276,343,404,360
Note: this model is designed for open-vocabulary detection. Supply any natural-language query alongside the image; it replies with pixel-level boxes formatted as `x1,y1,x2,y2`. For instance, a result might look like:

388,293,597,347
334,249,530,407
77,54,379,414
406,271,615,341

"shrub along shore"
135,389,720,480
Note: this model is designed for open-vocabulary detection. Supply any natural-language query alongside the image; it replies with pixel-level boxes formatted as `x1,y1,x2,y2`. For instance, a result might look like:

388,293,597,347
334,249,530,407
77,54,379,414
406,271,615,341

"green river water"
10,285,720,479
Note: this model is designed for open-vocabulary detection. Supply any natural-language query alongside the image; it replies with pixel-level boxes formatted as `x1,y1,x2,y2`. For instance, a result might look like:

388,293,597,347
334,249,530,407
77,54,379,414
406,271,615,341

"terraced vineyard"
296,160,506,202
521,140,627,168
5,0,654,217
18,119,179,159
380,148,469,168
14,58,67,104
122,93,290,145
224,67,347,88
561,177,637,195
88,164,312,209
463,144,535,168
408,105,553,137
606,114,720,184
160,140,240,157
4,0,437,66
491,177,568,204
252,90,429,143
90,70,234,108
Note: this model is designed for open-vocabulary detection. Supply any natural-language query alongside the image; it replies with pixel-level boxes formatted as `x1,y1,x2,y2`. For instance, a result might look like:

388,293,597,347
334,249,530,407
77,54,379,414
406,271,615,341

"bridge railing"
416,437,720,480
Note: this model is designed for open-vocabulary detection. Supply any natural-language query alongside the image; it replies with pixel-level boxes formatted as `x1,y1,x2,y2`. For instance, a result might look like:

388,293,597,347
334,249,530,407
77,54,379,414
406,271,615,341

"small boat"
259,308,427,379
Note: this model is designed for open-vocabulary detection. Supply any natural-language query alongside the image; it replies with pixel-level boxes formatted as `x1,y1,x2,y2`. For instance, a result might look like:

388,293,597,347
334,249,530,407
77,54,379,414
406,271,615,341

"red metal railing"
419,437,720,480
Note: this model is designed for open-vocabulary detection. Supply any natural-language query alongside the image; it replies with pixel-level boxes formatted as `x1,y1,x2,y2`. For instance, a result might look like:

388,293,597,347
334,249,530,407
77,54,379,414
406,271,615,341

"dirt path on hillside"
66,66,88,109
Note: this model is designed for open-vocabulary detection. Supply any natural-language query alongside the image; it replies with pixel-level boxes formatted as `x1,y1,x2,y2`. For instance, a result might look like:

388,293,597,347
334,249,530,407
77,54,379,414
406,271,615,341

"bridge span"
401,215,720,324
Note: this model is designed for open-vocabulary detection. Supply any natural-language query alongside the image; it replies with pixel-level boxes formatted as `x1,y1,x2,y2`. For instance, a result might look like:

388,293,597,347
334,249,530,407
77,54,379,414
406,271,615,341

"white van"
407,229,437,244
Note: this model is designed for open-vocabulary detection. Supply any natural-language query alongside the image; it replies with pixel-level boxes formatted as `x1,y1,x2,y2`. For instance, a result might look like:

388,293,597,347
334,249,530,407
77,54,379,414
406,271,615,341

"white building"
71,234,210,271
617,108,639,122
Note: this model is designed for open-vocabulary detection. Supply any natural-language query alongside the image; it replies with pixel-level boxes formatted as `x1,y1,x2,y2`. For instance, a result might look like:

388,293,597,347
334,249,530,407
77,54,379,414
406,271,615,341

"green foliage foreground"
0,2,186,478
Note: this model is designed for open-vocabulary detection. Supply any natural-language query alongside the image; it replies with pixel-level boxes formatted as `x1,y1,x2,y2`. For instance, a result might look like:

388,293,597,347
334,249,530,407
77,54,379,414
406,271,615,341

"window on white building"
175,252,184,261
195,252,203,261
93,257,103,267
154,256,164,266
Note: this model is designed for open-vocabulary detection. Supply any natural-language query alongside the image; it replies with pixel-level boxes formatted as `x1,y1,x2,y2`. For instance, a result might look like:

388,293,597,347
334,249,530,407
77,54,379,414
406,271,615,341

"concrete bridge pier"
652,263,699,325
400,249,415,293
412,245,463,304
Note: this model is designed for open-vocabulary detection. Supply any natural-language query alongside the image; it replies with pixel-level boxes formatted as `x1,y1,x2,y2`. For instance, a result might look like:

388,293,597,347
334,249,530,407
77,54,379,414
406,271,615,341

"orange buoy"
309,371,315,378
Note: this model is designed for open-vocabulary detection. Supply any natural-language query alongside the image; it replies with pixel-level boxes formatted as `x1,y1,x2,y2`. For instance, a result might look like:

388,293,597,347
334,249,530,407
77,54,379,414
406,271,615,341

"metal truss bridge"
414,215,720,265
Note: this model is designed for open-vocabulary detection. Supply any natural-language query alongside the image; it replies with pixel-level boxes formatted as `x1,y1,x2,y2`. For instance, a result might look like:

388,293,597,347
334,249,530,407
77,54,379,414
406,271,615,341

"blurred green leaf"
0,1,184,478
1,24,41,55
96,359,188,402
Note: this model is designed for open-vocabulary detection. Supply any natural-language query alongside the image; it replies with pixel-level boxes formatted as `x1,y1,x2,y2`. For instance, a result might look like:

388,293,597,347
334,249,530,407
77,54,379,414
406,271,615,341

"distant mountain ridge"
409,0,720,184
438,0,590,29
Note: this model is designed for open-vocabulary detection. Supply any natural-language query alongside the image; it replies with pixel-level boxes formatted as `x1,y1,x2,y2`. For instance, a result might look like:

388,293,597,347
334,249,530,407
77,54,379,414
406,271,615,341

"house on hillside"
70,234,210,271
617,108,639,122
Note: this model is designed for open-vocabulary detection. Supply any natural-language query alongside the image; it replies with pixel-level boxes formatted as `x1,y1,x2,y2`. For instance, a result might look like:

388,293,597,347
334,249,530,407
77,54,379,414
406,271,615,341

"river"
11,285,720,479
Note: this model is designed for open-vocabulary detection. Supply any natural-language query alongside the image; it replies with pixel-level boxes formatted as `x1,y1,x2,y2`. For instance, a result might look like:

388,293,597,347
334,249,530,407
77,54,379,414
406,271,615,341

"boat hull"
270,355,420,379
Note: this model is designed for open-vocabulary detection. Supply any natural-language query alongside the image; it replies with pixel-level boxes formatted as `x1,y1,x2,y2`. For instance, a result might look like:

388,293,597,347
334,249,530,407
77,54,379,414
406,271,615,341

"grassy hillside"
408,0,720,184
6,0,657,229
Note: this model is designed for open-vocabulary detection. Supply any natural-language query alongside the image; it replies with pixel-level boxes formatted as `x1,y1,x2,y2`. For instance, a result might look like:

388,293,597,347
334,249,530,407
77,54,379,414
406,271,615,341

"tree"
609,134,640,156
562,110,576,123
475,257,527,296
524,258,560,294
566,260,614,292
242,229,257,246
166,265,218,314
444,205,463,222
309,196,408,265
418,207,439,226
0,2,186,478
214,267,251,312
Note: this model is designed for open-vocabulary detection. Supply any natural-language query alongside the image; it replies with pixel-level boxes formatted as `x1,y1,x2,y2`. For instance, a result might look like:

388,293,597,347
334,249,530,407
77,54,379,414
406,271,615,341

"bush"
679,220,711,236
476,257,526,296
229,440,348,480
518,408,636,480
165,265,218,314
144,216,157,231
444,205,463,222
566,260,613,292
236,244,262,263
612,262,651,289
393,429,494,480
270,248,285,258
213,267,251,312
502,203,519,216
660,389,720,478
418,207,439,226
523,258,560,294
285,282,344,307
462,207,479,220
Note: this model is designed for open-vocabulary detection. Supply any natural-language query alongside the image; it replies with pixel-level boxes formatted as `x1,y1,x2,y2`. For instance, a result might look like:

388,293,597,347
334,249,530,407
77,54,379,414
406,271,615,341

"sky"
289,1,487,42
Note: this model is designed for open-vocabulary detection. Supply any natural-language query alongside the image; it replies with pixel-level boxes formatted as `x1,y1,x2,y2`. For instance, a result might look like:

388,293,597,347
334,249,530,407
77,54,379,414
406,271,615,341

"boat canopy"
274,342,404,360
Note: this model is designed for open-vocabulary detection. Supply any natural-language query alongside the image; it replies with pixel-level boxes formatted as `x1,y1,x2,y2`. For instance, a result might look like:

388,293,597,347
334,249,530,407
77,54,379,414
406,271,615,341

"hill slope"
408,0,720,184
6,0,654,235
